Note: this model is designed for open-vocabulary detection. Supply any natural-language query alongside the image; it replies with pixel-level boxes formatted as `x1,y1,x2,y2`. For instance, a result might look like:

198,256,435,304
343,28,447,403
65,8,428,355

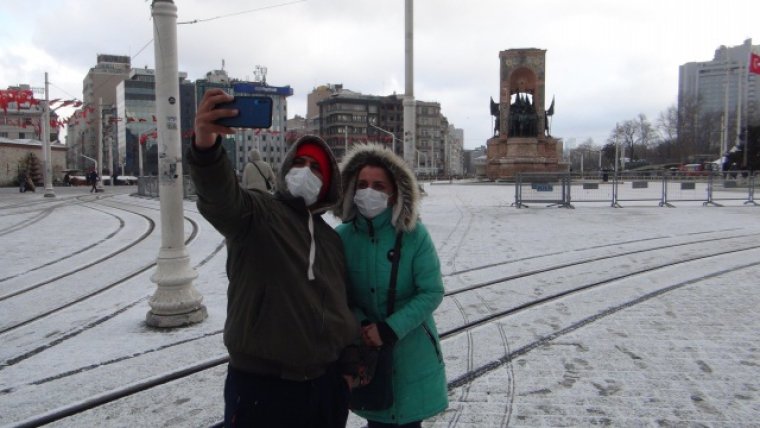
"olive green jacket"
188,136,358,380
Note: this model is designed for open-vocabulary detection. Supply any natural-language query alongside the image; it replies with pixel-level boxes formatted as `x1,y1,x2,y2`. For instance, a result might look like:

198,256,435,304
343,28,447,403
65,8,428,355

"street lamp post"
402,0,416,167
614,127,620,177
95,98,105,192
41,72,55,198
146,0,207,328
344,125,349,158
80,154,98,172
369,123,401,155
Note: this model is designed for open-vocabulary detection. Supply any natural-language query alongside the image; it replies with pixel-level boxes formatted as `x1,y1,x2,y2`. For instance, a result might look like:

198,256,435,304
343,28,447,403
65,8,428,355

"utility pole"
146,0,207,328
96,97,104,192
721,51,730,163
614,125,620,176
402,0,416,167
42,72,55,197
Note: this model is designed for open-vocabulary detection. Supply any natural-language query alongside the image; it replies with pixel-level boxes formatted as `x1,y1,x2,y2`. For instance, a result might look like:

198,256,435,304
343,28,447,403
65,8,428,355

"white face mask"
286,166,322,206
354,188,390,219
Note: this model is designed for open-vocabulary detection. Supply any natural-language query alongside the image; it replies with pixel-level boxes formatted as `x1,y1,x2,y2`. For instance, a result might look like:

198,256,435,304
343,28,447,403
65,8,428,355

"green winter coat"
334,144,448,424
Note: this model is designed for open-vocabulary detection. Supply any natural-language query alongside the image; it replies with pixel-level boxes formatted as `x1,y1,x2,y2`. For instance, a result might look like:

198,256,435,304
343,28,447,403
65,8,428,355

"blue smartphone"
214,95,273,129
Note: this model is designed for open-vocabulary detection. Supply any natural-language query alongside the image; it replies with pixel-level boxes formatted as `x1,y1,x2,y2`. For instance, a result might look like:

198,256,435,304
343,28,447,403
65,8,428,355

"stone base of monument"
486,136,569,180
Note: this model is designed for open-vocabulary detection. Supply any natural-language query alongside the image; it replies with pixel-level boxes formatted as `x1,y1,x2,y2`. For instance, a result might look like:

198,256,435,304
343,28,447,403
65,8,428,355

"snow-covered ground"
0,182,758,427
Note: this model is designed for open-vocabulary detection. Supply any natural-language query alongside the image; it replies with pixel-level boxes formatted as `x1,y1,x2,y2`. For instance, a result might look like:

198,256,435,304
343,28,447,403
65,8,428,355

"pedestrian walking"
18,170,28,193
333,144,448,427
188,88,360,428
89,170,99,193
242,148,276,193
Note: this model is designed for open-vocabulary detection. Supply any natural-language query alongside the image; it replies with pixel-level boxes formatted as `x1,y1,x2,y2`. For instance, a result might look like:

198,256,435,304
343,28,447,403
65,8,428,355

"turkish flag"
751,53,760,75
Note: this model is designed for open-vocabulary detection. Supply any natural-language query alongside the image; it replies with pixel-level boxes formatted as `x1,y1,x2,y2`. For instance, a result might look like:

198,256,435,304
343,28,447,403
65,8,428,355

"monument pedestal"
486,136,567,179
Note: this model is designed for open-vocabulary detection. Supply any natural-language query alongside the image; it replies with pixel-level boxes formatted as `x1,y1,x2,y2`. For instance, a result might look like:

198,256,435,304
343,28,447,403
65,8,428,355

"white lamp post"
402,0,416,167
344,125,349,158
42,72,55,197
95,98,105,192
80,154,97,172
146,0,207,328
370,123,401,155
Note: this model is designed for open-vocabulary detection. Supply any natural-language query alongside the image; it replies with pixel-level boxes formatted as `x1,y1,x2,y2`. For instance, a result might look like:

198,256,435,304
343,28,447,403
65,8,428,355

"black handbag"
349,232,403,411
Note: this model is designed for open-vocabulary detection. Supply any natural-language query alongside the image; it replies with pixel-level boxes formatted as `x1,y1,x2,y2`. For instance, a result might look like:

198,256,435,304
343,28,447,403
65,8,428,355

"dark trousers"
224,365,349,428
367,421,422,428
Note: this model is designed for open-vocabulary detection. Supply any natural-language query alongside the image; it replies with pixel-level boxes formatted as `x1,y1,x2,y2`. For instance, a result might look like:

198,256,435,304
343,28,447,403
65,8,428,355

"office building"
195,70,293,174
678,39,760,155
316,85,461,177
114,68,194,176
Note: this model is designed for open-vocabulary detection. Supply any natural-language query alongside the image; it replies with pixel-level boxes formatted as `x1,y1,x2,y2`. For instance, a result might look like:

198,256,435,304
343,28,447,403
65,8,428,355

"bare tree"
657,105,678,161
568,138,602,172
635,114,657,150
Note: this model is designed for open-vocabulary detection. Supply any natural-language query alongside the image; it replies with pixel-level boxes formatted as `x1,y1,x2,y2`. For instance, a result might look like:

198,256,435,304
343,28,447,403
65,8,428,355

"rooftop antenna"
254,65,267,85
222,59,225,70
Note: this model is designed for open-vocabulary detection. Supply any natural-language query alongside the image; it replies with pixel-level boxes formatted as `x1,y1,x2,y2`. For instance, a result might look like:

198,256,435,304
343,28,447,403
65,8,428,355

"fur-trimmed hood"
277,135,341,213
334,144,420,232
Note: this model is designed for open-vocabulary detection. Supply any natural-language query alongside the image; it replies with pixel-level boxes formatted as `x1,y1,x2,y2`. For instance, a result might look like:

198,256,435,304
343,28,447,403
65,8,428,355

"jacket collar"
352,207,392,233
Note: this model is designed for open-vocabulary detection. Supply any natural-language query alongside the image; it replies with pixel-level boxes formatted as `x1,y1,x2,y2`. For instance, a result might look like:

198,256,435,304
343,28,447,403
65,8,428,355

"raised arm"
188,89,255,238
193,88,236,149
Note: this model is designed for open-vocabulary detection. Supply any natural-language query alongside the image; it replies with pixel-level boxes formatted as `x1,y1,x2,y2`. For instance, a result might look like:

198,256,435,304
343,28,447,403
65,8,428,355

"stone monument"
486,48,568,179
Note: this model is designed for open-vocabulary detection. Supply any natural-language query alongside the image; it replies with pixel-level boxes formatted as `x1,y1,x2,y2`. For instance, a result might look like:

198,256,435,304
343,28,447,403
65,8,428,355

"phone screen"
214,96,273,129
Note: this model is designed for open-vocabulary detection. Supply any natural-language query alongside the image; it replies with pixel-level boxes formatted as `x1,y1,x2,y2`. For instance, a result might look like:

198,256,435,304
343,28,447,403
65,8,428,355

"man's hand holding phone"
194,89,237,150
194,89,275,151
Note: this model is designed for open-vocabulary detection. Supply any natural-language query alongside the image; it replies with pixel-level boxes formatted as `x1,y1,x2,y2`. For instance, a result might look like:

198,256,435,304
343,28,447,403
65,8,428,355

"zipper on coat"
366,218,376,243
422,323,443,363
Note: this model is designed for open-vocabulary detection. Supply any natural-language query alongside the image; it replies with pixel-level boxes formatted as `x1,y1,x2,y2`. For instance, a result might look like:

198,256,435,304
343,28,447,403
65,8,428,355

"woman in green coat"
334,144,448,427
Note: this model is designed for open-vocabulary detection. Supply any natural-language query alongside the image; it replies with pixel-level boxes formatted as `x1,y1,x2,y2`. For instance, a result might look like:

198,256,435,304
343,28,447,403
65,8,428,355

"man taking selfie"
187,88,359,427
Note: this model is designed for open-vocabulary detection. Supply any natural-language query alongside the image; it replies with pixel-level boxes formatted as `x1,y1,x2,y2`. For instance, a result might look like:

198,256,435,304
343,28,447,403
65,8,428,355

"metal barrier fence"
515,171,758,208
137,176,197,199
514,173,570,208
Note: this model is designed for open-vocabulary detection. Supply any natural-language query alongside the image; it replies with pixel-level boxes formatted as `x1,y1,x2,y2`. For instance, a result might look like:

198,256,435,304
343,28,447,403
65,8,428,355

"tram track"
0,204,134,299
6,235,759,427
0,201,204,368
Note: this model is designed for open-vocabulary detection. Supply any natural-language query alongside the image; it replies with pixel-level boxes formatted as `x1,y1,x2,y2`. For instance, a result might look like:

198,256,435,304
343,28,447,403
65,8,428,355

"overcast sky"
2,0,759,149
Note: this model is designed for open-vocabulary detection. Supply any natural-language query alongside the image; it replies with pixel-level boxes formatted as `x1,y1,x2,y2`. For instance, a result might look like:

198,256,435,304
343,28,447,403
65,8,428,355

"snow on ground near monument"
0,183,758,427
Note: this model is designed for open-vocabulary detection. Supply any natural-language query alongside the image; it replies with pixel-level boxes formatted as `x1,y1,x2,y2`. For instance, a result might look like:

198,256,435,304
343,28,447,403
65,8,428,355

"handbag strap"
251,161,272,189
386,231,403,315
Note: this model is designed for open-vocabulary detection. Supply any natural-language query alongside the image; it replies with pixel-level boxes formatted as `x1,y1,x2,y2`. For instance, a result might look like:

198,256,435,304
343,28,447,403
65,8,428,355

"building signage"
233,83,293,96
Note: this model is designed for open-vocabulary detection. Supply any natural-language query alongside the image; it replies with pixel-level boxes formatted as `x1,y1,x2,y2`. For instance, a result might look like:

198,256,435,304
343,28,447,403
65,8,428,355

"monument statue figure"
508,92,539,137
490,97,500,136
544,96,555,137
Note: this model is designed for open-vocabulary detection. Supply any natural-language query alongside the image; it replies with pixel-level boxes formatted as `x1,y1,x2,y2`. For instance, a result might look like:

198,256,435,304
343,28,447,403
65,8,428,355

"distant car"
678,164,710,176
102,176,138,185
69,176,88,186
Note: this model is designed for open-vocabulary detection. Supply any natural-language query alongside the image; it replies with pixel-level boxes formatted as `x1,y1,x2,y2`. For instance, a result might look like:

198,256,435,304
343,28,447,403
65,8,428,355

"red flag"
750,53,760,75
